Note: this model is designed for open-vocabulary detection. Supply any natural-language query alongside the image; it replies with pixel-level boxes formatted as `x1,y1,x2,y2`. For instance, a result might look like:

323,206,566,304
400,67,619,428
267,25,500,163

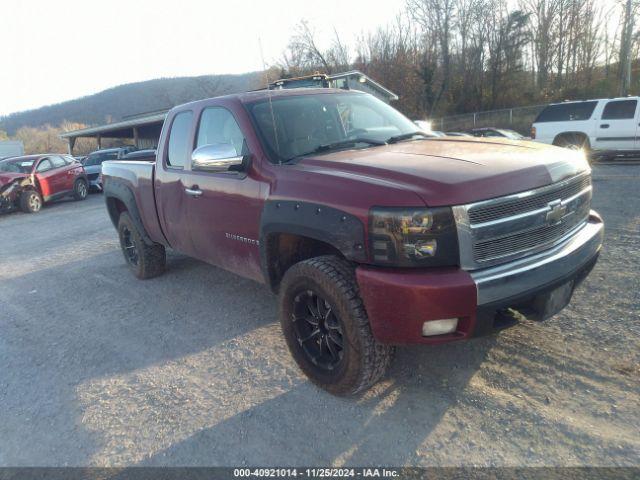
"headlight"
369,207,459,267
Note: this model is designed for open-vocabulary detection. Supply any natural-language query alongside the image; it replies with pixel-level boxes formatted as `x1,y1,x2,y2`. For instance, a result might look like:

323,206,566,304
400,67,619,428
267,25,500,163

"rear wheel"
73,178,88,201
278,255,394,396
19,190,43,213
553,133,590,151
117,212,166,279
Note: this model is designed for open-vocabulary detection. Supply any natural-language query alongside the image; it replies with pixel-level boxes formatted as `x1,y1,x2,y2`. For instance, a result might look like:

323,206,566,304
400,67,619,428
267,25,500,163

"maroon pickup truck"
102,88,604,395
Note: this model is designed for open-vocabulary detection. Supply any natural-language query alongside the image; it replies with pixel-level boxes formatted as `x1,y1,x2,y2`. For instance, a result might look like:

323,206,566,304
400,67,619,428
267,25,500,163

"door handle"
185,186,203,197
600,124,610,129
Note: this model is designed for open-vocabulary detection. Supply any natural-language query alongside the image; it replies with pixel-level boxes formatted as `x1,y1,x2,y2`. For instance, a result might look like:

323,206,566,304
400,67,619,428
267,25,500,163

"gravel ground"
0,164,638,467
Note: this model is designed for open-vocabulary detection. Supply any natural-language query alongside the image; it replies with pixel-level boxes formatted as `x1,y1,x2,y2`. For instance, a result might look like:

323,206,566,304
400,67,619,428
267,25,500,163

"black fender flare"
259,200,367,289
103,178,154,245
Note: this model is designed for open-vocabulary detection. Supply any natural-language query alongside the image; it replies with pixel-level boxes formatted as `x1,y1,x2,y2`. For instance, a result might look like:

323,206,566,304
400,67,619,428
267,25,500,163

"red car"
0,154,89,213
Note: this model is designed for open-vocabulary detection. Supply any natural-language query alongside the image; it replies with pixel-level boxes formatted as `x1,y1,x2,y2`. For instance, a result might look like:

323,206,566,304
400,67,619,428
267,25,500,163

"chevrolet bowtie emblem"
546,199,567,225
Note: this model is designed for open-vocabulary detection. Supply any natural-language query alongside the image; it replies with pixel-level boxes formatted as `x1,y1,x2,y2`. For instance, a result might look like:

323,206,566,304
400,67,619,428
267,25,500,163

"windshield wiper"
284,137,388,163
313,137,387,153
387,131,433,144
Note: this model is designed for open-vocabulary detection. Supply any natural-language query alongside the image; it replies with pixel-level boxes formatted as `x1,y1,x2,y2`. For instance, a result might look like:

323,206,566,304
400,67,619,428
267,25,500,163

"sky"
0,0,406,116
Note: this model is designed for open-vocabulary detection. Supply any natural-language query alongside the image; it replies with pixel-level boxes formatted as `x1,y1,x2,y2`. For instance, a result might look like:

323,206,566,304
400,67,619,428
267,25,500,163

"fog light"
422,318,458,336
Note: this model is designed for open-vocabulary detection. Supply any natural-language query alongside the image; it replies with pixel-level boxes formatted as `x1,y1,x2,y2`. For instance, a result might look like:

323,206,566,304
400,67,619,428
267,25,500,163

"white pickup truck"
532,97,640,158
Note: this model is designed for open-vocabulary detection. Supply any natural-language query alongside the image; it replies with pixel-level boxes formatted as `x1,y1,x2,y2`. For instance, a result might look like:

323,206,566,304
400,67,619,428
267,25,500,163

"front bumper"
85,172,102,191
356,211,604,344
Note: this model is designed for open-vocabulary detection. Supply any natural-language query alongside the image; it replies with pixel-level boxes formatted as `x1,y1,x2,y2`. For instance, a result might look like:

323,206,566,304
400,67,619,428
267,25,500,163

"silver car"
82,147,136,191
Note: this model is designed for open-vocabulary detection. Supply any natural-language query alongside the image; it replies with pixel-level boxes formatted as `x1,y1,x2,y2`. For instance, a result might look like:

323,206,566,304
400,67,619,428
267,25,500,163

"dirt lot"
0,164,638,467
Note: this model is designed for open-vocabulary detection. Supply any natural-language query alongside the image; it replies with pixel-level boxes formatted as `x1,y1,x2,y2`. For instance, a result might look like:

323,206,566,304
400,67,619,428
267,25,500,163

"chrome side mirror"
191,143,243,172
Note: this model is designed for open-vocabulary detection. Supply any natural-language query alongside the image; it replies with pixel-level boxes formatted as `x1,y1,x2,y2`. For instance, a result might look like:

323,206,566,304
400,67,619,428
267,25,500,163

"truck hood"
0,172,29,190
295,137,590,206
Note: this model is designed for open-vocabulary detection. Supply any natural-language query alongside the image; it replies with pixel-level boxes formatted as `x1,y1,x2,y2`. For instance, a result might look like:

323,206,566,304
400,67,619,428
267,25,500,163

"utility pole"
620,0,634,96
627,0,634,93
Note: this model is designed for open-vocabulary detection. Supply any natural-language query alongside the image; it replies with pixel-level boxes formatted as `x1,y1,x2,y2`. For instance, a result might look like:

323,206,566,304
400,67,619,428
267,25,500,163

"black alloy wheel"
117,212,166,279
278,256,394,395
121,225,139,266
292,289,345,370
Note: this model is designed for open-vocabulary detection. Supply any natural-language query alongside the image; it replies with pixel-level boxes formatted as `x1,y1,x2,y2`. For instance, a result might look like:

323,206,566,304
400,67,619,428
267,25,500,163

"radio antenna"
258,37,281,164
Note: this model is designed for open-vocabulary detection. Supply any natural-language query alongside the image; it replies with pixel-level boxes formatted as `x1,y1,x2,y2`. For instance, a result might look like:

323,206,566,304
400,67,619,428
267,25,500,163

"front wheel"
117,212,166,279
278,256,394,396
19,189,43,213
73,178,88,201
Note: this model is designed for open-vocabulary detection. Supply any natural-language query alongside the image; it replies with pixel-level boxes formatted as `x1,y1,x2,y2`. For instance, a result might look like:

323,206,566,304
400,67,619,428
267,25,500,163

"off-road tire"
19,189,43,213
279,255,394,396
73,178,88,201
117,212,166,279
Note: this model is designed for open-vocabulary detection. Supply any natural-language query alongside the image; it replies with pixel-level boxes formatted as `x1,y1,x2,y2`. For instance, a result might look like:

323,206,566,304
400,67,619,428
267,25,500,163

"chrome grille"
468,175,591,224
473,202,589,262
453,172,592,270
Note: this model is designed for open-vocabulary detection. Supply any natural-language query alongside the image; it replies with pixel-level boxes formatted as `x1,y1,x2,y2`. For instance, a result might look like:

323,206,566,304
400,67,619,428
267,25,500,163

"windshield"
0,157,35,173
247,93,419,163
84,151,118,166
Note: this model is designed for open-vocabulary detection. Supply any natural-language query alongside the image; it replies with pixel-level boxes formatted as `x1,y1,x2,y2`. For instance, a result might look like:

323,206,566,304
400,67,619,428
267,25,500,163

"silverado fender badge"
225,232,260,246
546,199,567,225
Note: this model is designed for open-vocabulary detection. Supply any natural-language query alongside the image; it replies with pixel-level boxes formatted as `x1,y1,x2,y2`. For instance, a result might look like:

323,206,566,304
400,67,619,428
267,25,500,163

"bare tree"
275,0,638,122
520,0,559,90
281,20,332,74
407,0,456,114
617,0,640,94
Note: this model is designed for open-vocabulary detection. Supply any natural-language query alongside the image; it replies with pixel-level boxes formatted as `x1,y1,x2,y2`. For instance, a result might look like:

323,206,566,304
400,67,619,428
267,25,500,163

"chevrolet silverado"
102,88,603,395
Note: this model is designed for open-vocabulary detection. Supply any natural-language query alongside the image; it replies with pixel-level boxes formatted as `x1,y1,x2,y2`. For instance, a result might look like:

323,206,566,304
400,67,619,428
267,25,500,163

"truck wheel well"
105,196,128,228
553,132,590,148
265,233,345,293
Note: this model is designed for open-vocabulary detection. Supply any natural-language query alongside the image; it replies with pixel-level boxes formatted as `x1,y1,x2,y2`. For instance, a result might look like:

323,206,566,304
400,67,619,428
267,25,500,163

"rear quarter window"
51,156,66,168
535,101,598,123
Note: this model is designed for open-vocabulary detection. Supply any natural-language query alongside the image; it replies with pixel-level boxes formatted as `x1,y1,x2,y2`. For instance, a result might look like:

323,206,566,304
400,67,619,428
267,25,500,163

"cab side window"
167,111,193,168
602,100,638,120
196,107,246,156
36,158,53,172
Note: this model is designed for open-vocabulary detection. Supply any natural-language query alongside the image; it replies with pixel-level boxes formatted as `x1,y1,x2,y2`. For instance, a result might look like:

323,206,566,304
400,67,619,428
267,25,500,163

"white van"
532,97,640,155
0,141,24,159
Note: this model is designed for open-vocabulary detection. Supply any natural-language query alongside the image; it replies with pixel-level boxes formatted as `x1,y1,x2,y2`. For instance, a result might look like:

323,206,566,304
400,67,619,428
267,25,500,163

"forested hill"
0,71,263,135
